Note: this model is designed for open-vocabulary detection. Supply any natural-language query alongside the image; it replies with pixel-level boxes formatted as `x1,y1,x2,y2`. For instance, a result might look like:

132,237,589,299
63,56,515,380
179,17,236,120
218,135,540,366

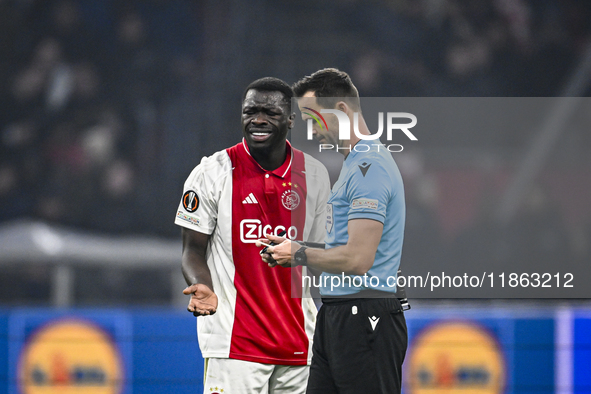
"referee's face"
242,89,294,151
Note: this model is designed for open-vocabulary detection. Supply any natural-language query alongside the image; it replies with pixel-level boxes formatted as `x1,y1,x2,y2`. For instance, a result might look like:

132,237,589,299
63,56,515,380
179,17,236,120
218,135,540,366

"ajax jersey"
175,140,329,365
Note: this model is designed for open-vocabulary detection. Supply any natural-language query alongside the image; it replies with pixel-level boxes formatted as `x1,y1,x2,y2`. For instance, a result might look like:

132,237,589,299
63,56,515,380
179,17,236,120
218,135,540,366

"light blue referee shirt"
321,143,405,296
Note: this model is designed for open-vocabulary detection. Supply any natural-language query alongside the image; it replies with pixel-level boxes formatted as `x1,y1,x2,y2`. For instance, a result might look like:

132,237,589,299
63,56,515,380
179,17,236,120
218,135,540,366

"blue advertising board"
0,306,589,393
1,309,202,394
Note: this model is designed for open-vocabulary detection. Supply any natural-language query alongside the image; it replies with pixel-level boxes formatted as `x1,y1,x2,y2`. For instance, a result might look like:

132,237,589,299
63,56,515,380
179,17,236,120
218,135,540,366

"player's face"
297,92,339,146
242,89,294,150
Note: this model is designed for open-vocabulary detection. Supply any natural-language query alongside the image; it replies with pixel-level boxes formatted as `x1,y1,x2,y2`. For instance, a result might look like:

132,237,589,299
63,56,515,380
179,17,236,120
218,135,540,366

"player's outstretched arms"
181,227,218,316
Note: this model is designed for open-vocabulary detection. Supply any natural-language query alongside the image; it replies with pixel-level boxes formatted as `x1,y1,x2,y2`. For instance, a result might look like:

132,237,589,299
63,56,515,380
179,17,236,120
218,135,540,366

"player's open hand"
256,234,293,267
183,283,218,316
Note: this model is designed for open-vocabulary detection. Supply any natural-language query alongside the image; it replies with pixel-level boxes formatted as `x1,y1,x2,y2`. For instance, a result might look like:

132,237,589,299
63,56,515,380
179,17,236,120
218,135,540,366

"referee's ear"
288,112,295,129
337,101,352,117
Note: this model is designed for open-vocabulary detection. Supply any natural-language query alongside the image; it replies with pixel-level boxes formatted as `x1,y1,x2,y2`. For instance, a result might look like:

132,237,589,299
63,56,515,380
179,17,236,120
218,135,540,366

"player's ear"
288,112,295,129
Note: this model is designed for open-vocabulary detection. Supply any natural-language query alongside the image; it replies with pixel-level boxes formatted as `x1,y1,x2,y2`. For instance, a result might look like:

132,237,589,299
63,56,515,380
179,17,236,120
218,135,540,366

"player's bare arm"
258,218,383,275
181,227,218,316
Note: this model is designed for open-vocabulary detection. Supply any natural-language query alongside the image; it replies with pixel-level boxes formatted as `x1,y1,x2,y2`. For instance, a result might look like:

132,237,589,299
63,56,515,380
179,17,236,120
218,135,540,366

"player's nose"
252,113,268,124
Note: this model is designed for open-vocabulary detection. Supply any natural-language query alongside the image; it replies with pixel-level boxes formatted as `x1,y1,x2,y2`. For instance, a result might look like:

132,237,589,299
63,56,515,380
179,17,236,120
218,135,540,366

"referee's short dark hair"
243,77,294,107
292,68,360,110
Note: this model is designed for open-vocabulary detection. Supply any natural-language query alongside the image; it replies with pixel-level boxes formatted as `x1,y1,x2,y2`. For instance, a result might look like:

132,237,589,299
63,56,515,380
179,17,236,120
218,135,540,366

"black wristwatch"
294,246,308,266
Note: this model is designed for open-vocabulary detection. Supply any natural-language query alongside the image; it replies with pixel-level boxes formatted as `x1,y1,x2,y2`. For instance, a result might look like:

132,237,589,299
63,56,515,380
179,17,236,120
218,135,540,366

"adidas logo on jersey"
242,193,258,204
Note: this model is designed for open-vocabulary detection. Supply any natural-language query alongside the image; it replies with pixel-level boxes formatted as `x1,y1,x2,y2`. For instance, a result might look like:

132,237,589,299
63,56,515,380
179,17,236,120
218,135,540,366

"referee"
259,68,408,393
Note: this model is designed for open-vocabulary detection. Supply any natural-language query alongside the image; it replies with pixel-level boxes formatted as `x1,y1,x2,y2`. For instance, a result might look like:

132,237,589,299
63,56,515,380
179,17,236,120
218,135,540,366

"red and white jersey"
175,139,330,365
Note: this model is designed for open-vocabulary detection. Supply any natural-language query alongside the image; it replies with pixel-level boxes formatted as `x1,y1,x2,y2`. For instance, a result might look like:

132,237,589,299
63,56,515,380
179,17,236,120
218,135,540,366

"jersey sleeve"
346,160,391,224
174,151,230,235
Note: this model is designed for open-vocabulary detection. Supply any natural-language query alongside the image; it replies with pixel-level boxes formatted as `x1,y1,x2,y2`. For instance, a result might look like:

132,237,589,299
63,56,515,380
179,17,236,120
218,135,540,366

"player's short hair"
292,68,360,110
243,77,294,108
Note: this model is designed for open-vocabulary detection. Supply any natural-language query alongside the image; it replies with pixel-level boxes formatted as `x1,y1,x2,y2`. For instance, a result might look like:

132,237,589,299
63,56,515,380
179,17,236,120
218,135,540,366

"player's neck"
250,144,287,171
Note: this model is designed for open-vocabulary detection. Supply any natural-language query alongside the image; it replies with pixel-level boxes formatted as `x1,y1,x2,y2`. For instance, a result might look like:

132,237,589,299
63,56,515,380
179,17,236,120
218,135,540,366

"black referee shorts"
306,295,407,394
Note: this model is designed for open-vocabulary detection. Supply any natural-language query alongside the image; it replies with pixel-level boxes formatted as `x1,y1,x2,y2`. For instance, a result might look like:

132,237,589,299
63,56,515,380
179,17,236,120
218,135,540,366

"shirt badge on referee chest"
281,181,300,210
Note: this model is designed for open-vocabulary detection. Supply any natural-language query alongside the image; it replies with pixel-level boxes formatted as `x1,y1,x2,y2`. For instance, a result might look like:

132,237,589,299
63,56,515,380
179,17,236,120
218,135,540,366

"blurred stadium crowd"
1,0,591,304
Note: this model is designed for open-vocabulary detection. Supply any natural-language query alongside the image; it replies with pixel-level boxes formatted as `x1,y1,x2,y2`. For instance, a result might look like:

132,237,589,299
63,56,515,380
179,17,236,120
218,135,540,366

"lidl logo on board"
18,319,123,394
407,321,505,394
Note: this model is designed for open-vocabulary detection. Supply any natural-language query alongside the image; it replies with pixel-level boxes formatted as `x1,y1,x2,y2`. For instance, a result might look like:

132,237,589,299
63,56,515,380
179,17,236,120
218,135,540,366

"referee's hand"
257,234,293,267
183,283,218,316
259,249,278,267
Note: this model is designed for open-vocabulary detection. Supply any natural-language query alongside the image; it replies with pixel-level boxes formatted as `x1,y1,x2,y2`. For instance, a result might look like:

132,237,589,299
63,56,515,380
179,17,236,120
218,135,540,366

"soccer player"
174,77,330,393
259,68,408,393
